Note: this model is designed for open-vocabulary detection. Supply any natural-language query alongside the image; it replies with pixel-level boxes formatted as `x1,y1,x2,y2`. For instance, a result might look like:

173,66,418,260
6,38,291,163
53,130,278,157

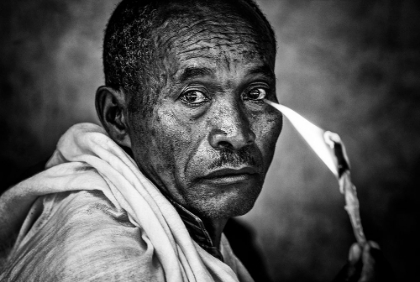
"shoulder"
2,190,164,282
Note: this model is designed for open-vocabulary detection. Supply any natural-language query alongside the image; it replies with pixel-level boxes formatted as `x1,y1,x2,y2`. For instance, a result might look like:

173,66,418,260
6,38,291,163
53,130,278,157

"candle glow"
265,99,367,245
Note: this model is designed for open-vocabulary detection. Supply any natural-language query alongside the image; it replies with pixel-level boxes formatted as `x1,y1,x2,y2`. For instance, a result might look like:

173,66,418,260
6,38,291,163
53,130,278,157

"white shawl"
0,123,253,282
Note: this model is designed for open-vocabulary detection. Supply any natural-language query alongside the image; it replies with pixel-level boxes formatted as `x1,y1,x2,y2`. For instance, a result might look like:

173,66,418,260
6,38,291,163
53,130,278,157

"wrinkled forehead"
153,1,275,67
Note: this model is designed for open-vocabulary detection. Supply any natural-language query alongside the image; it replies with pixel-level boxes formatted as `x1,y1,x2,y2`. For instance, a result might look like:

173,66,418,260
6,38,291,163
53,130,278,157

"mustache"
208,147,259,170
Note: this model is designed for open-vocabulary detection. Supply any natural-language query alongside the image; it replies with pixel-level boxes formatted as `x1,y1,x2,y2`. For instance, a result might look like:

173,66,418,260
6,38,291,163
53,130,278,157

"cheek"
150,109,198,171
253,111,283,164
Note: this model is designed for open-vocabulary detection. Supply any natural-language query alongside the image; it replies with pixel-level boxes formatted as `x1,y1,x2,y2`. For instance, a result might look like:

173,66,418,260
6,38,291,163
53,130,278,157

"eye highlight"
179,90,210,105
243,88,267,101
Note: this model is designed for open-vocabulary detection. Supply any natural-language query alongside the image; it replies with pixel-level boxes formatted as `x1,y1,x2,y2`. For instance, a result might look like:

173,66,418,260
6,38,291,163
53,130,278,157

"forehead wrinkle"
156,19,212,50
177,54,217,61
177,31,266,47
173,29,268,59
155,18,231,53
155,10,264,53
177,26,256,45
177,49,267,66
147,4,276,87
176,41,266,57
177,38,260,54
173,15,256,37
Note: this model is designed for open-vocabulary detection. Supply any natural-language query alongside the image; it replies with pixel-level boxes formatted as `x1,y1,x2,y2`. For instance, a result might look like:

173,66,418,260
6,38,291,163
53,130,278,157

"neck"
202,217,228,248
147,176,229,255
163,194,228,259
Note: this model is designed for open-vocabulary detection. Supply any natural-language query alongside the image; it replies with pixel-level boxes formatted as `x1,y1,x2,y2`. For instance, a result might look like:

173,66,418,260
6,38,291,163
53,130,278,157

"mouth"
200,167,259,186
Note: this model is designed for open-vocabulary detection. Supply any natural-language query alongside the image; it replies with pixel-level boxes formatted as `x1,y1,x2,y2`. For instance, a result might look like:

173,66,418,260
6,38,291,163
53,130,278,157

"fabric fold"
0,123,253,282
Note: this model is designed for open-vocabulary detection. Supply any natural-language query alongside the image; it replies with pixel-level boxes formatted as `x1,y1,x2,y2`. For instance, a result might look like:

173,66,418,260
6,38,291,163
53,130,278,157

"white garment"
0,123,253,282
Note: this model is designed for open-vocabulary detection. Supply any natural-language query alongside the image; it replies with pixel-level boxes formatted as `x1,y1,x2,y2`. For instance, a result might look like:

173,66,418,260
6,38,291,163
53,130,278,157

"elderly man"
0,0,388,281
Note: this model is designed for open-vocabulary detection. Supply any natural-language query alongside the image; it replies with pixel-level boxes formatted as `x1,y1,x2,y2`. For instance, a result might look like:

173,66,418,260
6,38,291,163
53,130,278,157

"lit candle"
265,99,367,245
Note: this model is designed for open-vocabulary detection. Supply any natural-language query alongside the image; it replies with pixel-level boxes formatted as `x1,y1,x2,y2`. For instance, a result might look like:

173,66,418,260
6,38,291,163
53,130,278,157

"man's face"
127,5,282,219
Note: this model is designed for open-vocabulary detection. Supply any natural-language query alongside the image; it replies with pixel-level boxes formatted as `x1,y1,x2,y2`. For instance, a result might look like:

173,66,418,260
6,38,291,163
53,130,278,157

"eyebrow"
247,65,276,81
179,67,214,83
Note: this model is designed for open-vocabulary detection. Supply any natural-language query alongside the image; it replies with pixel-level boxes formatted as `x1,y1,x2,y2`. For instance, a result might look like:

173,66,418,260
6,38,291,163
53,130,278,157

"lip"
201,167,259,185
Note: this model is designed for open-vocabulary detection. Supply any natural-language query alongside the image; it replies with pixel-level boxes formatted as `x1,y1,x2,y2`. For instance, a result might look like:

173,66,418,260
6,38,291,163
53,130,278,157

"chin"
188,181,263,220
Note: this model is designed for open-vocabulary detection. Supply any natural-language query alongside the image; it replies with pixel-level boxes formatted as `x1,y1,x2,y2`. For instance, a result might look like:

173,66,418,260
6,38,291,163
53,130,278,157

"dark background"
1,0,419,281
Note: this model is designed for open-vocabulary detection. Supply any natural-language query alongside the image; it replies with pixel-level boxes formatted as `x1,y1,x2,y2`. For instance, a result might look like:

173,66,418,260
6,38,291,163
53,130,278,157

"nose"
208,102,256,150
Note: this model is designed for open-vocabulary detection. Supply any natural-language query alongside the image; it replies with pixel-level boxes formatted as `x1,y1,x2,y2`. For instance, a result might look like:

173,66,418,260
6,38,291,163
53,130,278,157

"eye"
243,88,267,101
179,90,209,105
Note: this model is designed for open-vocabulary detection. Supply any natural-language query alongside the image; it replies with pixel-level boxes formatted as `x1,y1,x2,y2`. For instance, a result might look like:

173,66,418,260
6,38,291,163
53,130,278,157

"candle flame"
265,99,366,245
265,100,339,177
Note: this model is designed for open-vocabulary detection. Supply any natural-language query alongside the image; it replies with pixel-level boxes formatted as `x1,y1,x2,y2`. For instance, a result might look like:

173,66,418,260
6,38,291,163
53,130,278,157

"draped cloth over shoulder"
0,123,253,282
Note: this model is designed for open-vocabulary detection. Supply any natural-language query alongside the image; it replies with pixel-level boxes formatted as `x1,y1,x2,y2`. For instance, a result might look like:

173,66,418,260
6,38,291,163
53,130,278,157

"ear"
95,86,131,149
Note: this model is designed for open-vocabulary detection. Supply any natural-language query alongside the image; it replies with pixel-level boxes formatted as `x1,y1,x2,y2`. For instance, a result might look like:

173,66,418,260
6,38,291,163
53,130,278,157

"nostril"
217,141,233,149
248,131,256,144
209,127,255,150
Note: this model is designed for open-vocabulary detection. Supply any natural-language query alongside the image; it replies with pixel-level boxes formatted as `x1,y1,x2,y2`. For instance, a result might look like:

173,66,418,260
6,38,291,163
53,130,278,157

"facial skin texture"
98,1,282,245
129,4,281,216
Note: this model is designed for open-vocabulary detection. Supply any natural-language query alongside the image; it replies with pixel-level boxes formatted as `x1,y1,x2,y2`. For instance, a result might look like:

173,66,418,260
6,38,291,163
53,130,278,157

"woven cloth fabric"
0,123,253,282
